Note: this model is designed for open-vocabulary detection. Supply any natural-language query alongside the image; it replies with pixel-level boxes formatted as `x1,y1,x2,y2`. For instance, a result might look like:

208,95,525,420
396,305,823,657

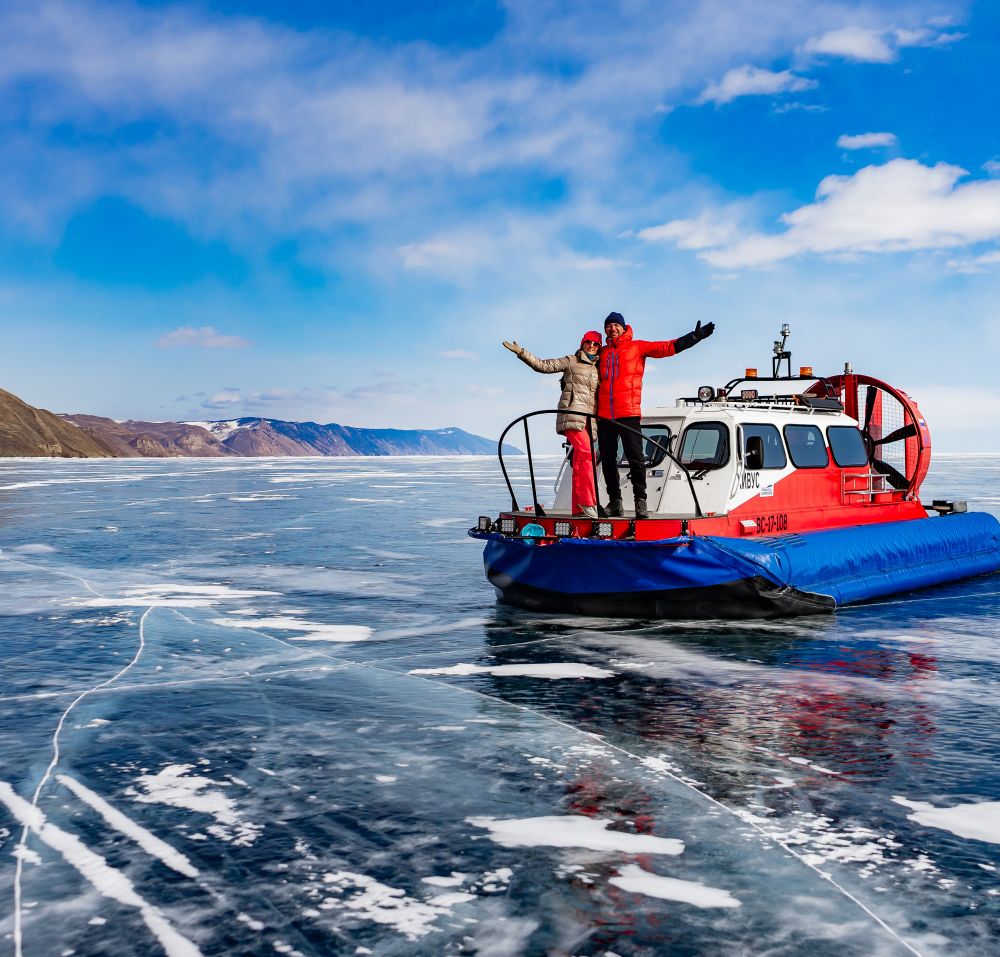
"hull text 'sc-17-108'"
469,326,1000,619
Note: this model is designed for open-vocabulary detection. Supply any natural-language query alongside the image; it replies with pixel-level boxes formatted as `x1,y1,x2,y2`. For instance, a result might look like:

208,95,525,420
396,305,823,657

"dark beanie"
604,311,625,329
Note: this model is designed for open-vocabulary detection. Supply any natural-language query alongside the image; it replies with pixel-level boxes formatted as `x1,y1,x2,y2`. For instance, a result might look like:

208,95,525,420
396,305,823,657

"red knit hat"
581,330,602,346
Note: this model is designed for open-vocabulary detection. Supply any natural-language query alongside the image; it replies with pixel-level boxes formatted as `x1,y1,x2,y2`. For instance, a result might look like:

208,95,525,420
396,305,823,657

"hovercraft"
469,326,1000,619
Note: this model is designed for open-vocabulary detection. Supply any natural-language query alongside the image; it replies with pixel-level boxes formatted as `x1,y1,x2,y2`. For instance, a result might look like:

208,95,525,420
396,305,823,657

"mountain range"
0,387,516,458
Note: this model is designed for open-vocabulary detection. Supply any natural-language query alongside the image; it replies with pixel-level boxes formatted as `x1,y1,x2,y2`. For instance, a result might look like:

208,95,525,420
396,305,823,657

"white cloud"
572,256,636,270
804,27,894,62
697,66,816,105
202,390,243,409
156,326,252,348
837,132,897,150
440,350,479,360
655,159,1000,269
945,250,1000,274
803,24,963,63
638,214,739,250
983,158,1000,177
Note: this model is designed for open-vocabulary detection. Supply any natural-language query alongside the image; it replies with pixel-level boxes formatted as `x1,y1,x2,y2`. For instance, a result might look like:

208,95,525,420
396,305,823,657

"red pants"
566,430,596,512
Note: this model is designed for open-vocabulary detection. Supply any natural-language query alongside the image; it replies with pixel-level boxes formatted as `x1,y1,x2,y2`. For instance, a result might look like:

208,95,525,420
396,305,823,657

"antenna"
772,323,792,377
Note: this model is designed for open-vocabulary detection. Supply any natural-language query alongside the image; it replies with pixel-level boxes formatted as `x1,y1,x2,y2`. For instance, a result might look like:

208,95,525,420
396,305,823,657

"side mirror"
745,436,764,470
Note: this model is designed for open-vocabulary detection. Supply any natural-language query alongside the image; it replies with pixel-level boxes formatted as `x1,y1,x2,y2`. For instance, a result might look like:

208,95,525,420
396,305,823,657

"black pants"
597,416,646,502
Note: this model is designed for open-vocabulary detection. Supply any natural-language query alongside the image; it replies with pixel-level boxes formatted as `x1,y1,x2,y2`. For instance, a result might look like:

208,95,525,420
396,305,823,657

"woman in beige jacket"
502,331,602,518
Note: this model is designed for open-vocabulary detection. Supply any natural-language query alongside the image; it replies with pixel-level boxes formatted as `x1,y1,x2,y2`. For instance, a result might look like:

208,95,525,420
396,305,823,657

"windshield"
679,423,730,471
616,425,673,468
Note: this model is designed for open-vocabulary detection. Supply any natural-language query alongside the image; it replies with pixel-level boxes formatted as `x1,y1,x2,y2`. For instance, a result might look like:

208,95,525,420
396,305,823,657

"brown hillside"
0,388,115,457
61,415,237,458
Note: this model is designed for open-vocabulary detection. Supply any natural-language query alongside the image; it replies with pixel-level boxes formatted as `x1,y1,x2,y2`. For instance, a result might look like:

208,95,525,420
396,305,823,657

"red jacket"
597,326,678,419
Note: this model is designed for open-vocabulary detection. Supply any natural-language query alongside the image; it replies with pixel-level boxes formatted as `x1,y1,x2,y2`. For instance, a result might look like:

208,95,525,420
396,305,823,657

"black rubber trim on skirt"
486,567,836,619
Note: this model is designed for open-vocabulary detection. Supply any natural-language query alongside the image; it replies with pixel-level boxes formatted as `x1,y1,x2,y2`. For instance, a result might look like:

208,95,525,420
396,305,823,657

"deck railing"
497,410,703,518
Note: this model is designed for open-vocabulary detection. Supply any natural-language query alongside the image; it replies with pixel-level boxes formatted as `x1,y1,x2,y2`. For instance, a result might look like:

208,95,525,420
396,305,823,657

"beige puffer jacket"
512,346,599,434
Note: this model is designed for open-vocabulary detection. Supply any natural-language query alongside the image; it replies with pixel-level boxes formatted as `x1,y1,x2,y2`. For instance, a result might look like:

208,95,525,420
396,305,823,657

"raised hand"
502,341,521,353
694,320,716,341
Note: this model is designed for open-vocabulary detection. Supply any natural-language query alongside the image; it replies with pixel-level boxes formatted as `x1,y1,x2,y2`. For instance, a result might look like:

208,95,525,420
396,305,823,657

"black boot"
635,497,648,520
609,498,624,517
597,503,609,518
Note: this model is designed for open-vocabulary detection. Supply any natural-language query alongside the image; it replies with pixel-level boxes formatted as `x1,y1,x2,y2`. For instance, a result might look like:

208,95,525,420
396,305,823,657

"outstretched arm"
502,341,571,374
642,320,716,358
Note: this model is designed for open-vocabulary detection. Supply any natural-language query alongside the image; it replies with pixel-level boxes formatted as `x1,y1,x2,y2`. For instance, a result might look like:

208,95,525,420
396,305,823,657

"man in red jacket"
598,312,715,519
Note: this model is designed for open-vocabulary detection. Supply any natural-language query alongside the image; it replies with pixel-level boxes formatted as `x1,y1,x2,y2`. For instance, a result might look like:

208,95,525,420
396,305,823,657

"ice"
0,782,202,957
609,864,741,908
1,455,999,955
57,774,199,877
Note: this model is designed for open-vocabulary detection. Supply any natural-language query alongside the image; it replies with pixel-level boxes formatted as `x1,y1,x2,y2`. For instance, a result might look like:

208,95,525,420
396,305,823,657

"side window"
827,426,869,467
784,424,829,468
617,426,672,468
742,424,787,469
679,423,730,471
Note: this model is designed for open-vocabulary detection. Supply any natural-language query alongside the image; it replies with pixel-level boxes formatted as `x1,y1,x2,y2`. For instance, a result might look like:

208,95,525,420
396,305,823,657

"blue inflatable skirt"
472,512,1000,619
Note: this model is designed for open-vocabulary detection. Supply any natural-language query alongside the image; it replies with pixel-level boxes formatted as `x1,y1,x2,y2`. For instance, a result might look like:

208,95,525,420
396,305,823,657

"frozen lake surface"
1,454,999,956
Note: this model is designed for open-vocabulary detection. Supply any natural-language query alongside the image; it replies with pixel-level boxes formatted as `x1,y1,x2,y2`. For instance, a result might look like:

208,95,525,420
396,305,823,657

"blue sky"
1,0,998,449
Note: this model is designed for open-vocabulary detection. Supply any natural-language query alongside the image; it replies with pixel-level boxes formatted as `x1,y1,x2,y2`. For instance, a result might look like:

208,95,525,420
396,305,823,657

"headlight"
595,521,613,538
697,385,715,401
499,517,516,535
553,520,572,537
477,515,493,532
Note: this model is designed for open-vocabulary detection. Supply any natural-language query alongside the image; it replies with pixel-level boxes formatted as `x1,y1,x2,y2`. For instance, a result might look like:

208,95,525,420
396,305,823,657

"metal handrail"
497,410,703,518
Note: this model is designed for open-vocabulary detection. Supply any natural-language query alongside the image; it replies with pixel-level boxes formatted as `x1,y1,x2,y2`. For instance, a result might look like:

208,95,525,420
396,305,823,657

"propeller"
859,382,917,492
873,423,918,446
872,458,909,491
807,372,930,499
863,385,877,433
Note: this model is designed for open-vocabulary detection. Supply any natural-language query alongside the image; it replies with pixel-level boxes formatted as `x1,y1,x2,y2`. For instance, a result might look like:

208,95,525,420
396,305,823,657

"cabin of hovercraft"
486,338,932,543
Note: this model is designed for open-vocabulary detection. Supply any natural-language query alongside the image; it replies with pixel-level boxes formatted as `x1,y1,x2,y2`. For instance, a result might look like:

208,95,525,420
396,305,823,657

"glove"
673,321,715,354
502,341,520,353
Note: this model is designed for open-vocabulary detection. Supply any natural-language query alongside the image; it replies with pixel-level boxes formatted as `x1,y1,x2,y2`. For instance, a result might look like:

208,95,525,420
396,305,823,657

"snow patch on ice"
410,662,614,680
421,873,467,887
13,845,42,865
210,616,372,643
894,796,1000,845
609,864,740,908
128,765,262,847
228,494,293,502
67,583,279,609
467,815,684,855
70,613,133,627
319,870,454,940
